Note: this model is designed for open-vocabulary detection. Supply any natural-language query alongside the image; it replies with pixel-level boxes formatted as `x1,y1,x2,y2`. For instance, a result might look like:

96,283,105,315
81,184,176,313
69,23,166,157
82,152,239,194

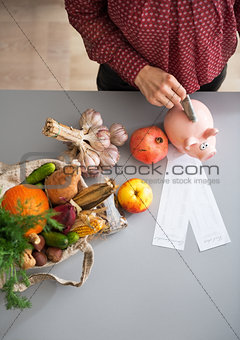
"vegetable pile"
0,198,63,309
0,161,119,310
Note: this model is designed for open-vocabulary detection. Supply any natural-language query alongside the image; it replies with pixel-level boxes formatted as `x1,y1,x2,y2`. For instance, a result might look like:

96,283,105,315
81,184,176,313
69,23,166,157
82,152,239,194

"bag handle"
14,238,94,292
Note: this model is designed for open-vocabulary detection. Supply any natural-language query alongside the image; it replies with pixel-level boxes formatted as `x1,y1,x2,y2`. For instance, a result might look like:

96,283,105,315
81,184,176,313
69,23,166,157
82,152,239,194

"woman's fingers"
134,65,187,108
165,90,182,105
153,77,185,108
155,87,181,108
154,94,175,108
172,82,187,101
164,99,175,109
151,87,183,108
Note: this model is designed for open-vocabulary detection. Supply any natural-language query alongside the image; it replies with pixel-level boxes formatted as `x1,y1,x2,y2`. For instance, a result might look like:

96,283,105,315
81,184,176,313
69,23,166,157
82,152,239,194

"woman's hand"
134,65,187,108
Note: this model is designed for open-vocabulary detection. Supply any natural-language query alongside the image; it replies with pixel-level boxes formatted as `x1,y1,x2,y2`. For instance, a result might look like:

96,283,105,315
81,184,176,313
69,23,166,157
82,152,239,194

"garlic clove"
84,125,111,151
110,123,128,146
78,148,100,177
99,144,120,167
85,149,100,167
79,109,103,133
84,153,99,168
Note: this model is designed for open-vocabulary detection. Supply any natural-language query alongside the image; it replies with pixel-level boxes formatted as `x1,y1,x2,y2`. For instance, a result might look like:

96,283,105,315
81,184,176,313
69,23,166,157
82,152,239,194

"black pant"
97,63,227,92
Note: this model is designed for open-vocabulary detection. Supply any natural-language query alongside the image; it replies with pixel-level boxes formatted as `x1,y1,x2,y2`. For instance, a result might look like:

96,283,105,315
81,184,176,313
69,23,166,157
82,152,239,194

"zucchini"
67,231,79,245
26,162,56,184
42,231,68,249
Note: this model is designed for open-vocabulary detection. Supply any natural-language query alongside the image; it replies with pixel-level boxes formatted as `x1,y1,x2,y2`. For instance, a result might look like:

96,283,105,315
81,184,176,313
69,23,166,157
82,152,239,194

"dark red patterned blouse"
65,0,240,93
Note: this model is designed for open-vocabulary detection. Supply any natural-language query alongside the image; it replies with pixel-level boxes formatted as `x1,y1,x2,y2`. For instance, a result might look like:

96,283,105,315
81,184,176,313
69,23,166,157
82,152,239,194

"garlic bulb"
44,113,124,178
79,109,103,133
99,144,120,167
84,125,110,151
84,149,100,168
110,123,128,146
78,148,100,176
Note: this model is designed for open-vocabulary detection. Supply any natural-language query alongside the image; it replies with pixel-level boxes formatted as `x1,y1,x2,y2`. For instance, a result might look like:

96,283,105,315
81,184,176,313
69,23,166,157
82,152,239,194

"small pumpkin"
1,184,49,236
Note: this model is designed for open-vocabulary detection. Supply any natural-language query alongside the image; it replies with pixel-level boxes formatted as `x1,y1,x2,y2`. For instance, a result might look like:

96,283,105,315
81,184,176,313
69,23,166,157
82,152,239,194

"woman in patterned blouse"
65,0,240,108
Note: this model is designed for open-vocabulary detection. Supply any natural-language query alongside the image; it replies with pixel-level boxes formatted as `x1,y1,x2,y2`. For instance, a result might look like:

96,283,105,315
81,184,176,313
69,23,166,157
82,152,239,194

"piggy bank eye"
200,142,209,151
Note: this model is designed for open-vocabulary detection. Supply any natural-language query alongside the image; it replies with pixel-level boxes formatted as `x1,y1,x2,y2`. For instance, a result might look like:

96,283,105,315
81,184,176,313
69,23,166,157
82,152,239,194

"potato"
46,247,63,263
33,235,45,252
32,251,47,266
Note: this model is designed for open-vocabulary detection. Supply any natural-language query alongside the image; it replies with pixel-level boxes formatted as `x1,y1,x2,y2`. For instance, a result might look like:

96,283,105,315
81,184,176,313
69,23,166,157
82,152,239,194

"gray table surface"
0,90,239,340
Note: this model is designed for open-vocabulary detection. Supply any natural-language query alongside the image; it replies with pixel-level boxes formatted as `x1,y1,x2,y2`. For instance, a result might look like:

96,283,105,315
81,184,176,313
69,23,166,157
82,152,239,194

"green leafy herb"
43,212,64,233
0,196,63,310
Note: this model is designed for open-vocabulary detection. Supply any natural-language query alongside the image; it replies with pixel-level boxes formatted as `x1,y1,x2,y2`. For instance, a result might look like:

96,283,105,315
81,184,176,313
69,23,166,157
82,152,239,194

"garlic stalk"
58,145,78,163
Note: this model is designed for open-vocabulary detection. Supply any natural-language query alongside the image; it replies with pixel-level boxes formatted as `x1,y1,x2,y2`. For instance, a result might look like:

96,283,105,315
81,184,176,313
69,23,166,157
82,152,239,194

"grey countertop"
0,91,240,340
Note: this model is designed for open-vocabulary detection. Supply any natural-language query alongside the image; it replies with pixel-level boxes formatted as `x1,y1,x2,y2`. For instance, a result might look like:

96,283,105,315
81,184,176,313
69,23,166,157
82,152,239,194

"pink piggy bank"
164,99,218,161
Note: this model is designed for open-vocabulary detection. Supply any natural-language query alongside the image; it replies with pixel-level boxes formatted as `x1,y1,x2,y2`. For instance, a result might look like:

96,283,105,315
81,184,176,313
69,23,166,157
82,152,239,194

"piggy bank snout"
184,138,217,161
199,136,217,161
206,151,216,160
199,150,216,161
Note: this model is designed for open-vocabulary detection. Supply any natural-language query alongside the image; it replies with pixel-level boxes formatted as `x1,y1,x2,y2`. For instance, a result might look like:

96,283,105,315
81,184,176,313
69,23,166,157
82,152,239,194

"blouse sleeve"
65,0,148,87
234,0,240,33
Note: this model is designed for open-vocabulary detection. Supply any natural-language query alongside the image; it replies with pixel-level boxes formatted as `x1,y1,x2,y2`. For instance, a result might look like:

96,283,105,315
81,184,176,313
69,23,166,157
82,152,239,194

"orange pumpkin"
1,184,49,236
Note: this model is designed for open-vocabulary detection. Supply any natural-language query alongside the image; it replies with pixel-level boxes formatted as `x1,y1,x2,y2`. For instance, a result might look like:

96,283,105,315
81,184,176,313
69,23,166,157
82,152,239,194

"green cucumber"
67,232,79,245
26,162,56,184
34,182,44,189
42,231,68,249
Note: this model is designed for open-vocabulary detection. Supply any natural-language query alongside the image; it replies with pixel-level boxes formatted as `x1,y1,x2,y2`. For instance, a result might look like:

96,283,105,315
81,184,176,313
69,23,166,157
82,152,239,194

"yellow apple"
117,178,153,213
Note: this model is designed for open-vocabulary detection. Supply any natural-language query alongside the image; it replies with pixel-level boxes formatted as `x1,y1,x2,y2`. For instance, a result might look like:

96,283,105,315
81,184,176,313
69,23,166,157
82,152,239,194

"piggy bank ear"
184,137,198,151
203,128,219,139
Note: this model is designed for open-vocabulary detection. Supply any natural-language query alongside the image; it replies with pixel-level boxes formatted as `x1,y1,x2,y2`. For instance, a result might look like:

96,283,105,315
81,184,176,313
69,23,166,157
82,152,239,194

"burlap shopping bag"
0,159,94,292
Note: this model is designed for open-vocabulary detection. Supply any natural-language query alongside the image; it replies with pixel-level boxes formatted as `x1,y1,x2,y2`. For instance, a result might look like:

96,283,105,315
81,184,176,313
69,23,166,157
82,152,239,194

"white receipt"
152,150,192,250
189,158,231,251
152,145,231,251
